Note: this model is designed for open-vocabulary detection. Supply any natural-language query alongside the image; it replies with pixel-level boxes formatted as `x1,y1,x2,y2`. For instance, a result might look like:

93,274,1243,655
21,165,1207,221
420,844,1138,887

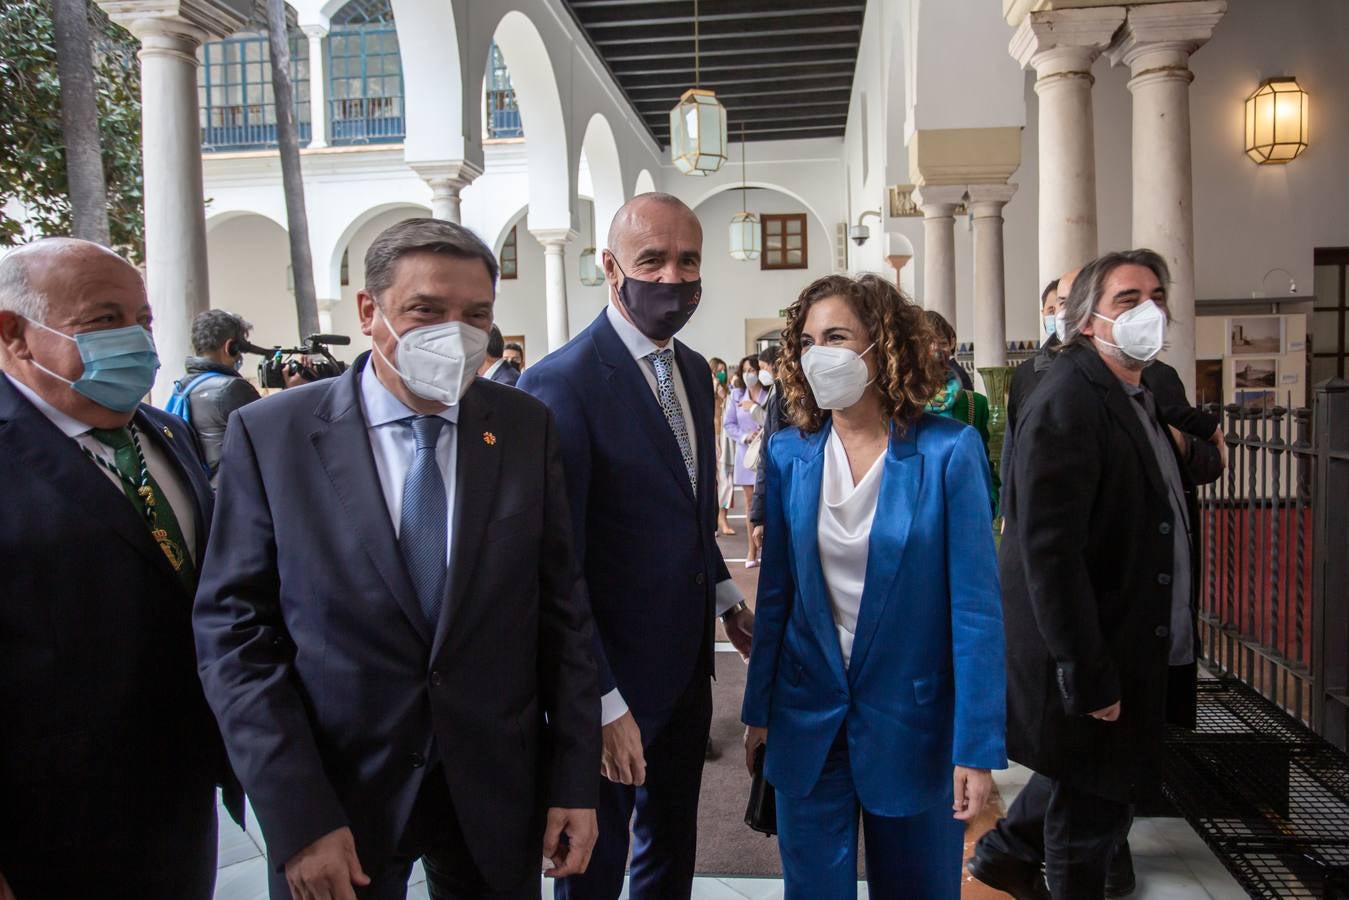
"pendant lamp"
670,0,726,176
729,125,760,261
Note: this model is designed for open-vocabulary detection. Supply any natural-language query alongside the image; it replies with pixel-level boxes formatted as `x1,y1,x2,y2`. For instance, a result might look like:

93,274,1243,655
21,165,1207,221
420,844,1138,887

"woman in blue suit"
742,274,1006,899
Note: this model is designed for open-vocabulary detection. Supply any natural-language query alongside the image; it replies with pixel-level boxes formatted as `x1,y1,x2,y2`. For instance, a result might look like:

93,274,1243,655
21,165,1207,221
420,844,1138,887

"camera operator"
173,310,265,478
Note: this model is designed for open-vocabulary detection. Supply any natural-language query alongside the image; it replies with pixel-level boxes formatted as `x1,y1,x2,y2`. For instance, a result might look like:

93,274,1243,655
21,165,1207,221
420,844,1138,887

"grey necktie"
647,349,697,489
400,415,449,625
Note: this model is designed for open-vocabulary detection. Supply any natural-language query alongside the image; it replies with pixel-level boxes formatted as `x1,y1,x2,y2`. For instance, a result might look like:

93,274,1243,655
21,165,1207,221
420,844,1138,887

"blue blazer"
741,414,1006,816
519,311,730,728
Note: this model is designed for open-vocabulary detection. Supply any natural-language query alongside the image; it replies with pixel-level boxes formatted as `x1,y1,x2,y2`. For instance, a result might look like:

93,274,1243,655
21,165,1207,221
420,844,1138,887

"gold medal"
138,484,157,508
151,528,186,571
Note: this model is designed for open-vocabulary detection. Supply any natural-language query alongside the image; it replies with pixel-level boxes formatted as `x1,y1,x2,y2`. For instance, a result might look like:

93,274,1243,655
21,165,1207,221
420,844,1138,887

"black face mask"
613,259,702,343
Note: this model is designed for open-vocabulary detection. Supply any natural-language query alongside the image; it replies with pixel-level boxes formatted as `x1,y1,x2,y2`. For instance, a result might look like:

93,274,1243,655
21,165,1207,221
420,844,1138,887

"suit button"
695,572,706,586
430,670,443,687
1159,522,1172,535
1155,626,1170,638
1157,573,1172,586
409,752,425,768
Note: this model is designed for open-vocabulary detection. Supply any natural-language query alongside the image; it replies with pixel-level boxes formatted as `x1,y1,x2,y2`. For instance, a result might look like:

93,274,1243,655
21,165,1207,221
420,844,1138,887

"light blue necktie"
400,415,449,626
647,349,697,489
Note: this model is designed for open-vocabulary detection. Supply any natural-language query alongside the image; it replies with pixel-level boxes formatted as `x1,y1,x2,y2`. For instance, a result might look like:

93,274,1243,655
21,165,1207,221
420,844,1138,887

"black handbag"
744,744,777,836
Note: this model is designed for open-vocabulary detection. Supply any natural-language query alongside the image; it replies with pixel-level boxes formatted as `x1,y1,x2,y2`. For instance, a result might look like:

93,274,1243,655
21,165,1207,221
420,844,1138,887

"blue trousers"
776,735,964,900
555,674,712,900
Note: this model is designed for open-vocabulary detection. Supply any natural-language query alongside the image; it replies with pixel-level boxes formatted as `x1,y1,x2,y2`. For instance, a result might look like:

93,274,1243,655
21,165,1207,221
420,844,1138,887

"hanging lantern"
728,125,760,261
669,0,726,176
1245,77,1309,164
578,247,604,286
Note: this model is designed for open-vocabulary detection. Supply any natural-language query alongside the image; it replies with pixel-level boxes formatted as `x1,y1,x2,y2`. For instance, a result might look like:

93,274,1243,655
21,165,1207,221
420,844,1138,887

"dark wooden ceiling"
561,0,865,146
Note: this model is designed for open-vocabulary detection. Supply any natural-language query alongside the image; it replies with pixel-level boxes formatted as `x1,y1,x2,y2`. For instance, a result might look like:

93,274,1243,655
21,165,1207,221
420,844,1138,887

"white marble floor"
213,757,1247,900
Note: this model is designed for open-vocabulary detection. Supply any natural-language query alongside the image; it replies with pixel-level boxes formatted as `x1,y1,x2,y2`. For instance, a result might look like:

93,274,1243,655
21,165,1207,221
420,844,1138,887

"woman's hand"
952,766,993,822
739,397,756,411
744,726,768,776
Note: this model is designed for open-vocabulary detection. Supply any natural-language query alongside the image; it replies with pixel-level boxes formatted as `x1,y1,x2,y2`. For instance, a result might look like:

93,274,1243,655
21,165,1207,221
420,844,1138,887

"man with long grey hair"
969,249,1211,899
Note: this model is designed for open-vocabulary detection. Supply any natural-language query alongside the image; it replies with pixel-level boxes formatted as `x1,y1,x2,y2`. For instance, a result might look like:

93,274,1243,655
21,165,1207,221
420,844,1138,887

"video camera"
239,333,351,389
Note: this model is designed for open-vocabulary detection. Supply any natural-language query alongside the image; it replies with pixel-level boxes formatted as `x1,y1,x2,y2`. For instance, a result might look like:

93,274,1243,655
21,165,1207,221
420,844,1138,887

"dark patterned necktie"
647,349,697,489
400,415,449,625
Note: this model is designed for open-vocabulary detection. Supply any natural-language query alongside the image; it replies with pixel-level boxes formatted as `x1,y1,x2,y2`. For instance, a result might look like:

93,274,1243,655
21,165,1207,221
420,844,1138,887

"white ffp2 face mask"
801,342,875,410
757,370,774,388
373,309,488,406
1092,298,1167,364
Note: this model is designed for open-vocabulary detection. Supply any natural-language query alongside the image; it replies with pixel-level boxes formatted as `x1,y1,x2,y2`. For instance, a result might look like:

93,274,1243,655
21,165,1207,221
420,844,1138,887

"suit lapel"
1072,349,1170,500
789,425,849,687
0,380,180,582
433,386,500,658
847,422,922,681
310,363,431,644
134,409,212,564
593,314,696,504
675,341,715,507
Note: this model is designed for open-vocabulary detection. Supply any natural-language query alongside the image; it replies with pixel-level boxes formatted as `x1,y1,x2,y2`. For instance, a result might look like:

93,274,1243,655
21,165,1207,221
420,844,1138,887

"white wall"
205,215,301,355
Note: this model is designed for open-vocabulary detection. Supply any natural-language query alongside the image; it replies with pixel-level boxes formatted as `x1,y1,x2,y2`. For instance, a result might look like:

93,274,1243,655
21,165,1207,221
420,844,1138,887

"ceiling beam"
575,2,863,27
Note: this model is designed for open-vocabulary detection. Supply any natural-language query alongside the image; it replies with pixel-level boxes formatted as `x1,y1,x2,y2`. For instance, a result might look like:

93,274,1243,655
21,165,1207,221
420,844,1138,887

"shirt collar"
606,300,667,362
4,372,98,438
359,362,461,429
483,358,505,379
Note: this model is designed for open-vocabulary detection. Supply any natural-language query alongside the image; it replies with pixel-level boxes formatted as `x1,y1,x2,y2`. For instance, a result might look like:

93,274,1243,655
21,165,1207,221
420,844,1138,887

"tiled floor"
212,744,1247,900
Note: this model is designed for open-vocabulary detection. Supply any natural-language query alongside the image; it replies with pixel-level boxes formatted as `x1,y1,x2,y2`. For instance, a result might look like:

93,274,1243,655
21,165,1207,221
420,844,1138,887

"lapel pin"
161,425,174,440
483,431,497,446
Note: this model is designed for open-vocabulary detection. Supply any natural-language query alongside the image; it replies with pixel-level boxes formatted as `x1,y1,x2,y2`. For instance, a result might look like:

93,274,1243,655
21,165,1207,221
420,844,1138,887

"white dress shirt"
818,428,885,669
359,365,459,564
5,372,197,562
601,301,747,725
482,358,506,381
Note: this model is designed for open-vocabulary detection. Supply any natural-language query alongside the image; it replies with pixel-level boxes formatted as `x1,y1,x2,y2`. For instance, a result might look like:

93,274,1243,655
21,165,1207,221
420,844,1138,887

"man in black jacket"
177,309,263,478
0,238,241,899
970,249,1218,899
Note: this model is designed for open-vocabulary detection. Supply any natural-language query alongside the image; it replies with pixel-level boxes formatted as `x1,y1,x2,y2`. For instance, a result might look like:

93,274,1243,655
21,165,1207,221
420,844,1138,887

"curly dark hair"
779,273,946,435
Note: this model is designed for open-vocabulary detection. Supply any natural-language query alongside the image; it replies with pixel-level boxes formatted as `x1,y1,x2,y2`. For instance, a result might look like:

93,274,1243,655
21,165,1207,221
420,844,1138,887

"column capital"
530,227,580,248
300,21,329,39
1010,7,1126,75
96,0,250,43
967,183,1019,214
1107,1,1226,73
409,159,484,191
912,185,967,216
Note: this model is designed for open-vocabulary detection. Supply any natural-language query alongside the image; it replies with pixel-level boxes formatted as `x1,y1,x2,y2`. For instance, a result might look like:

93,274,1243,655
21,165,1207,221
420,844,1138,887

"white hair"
0,247,50,322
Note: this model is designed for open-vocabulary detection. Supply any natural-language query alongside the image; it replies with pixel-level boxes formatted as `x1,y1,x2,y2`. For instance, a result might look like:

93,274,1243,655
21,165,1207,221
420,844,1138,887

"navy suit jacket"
0,377,241,876
742,415,1006,816
519,312,731,727
193,355,599,887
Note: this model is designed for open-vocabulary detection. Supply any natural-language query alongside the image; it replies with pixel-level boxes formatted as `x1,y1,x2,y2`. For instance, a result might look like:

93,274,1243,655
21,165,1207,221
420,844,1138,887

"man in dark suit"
749,344,785,547
0,238,240,900
519,193,755,900
971,250,1215,899
1001,274,1069,489
480,324,521,387
194,219,599,900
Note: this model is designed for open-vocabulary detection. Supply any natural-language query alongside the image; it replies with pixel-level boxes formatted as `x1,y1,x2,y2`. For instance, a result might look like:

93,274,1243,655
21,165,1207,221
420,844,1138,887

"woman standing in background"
710,357,736,536
723,354,765,566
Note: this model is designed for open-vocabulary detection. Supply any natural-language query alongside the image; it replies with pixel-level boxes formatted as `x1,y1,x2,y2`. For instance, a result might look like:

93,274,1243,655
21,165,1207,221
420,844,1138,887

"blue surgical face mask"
24,317,160,412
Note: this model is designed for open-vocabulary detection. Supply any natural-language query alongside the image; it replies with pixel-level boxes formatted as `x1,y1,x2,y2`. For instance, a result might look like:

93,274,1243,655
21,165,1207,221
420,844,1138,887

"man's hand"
0,868,16,900
1210,427,1228,470
752,525,764,547
284,826,370,900
542,807,597,878
744,725,767,776
1089,700,1122,722
601,711,645,786
1168,425,1188,457
953,766,993,822
723,606,755,661
282,358,312,389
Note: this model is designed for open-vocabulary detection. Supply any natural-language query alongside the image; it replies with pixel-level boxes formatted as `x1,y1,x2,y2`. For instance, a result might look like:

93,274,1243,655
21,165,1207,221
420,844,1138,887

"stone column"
912,185,965,327
1109,1,1226,399
302,24,328,149
410,160,483,224
532,228,578,351
968,184,1018,369
1011,7,1125,296
98,0,248,402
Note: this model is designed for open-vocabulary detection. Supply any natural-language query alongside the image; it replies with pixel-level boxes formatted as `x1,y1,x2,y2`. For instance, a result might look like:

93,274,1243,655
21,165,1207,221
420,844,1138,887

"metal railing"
1197,379,1349,751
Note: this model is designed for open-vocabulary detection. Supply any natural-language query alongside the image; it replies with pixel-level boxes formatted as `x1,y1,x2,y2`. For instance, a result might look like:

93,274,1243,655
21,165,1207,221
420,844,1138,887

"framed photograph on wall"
1233,358,1278,388
1195,359,1223,406
1234,389,1278,411
1227,315,1285,356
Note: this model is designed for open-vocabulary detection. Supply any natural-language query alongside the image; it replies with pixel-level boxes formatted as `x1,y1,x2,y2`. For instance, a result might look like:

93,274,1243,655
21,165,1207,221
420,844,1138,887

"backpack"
164,372,228,424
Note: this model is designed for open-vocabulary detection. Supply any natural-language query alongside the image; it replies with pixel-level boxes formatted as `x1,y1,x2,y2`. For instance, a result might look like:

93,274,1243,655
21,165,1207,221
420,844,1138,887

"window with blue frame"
198,30,310,152
327,0,404,145
486,42,521,139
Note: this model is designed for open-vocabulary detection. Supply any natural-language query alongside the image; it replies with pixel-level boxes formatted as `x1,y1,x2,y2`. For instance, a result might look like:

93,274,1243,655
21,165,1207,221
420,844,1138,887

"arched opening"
633,169,656,196
206,214,300,351
329,203,431,355
578,114,625,253
327,0,404,145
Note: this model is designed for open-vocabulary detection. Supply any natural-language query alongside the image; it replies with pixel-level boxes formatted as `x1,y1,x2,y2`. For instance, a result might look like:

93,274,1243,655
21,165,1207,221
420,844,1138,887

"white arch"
482,11,571,232
326,201,432,298
579,114,625,253
494,205,529,255
633,168,656,196
389,0,471,164
688,181,834,261
205,206,289,235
